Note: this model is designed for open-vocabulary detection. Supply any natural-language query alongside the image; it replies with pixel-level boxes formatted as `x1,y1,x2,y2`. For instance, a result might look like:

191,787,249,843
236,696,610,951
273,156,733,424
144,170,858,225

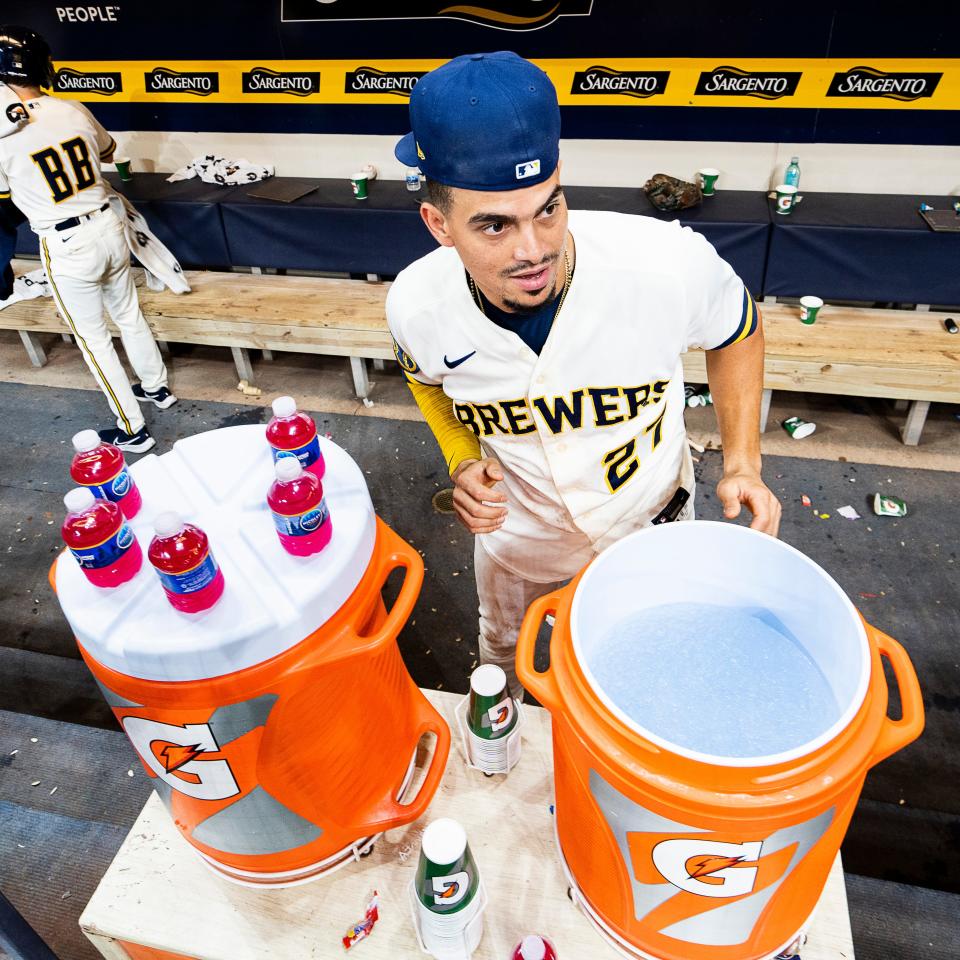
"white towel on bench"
0,267,50,309
166,155,274,186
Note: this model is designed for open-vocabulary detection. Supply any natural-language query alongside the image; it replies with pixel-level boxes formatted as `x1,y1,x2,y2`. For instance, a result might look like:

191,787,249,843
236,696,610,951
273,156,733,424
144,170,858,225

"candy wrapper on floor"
343,890,380,949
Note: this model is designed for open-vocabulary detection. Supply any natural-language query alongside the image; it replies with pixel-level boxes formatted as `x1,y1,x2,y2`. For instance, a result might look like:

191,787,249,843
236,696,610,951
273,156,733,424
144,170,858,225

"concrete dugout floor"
0,335,959,959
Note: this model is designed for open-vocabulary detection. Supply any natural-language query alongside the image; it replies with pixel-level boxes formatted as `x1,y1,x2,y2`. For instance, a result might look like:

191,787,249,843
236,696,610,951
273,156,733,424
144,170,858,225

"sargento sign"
571,66,669,98
344,67,426,97
144,68,219,96
53,67,122,95
242,67,320,96
696,66,802,99
826,66,942,101
280,0,594,29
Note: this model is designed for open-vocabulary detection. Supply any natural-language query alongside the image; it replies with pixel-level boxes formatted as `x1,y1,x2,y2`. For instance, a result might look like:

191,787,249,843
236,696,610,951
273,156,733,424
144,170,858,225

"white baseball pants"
39,207,167,434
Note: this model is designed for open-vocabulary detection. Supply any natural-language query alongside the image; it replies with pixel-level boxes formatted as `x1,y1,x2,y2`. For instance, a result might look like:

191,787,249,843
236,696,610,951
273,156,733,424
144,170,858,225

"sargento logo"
144,68,219,97
345,67,426,97
53,67,122,96
696,66,801,100
280,0,594,30
242,67,320,97
571,65,669,98
827,66,942,101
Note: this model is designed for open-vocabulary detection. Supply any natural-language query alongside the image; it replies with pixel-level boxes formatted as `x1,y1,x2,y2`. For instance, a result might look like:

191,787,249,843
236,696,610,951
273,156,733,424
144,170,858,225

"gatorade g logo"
433,871,469,906
590,769,835,947
488,697,514,732
123,717,241,801
652,839,763,898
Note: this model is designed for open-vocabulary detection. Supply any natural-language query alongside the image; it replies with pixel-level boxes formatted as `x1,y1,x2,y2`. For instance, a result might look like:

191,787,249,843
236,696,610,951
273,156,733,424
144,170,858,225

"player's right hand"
450,458,508,535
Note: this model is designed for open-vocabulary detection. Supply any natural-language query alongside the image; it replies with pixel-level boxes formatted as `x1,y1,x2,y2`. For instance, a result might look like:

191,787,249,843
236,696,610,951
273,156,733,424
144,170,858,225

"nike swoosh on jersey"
443,351,477,369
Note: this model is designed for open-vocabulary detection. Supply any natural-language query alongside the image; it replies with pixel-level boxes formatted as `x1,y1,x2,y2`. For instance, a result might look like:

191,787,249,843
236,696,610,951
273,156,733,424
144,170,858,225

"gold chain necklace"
468,249,573,320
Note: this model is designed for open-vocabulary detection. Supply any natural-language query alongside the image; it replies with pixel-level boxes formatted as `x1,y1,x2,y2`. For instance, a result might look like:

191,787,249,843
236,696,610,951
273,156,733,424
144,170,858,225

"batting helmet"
0,25,54,88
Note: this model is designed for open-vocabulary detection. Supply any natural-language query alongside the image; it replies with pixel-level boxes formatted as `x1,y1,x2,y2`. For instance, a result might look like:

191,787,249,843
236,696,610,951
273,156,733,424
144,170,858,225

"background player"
0,24,176,453
388,52,781,699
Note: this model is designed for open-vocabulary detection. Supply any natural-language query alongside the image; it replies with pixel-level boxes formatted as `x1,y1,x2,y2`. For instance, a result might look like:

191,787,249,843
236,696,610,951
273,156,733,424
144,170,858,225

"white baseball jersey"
0,94,116,231
388,210,759,582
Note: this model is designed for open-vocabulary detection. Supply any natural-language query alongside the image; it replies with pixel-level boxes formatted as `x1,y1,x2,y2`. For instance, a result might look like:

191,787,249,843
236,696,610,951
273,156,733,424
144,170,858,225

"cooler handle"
867,624,925,766
362,703,452,833
319,519,425,665
515,589,564,713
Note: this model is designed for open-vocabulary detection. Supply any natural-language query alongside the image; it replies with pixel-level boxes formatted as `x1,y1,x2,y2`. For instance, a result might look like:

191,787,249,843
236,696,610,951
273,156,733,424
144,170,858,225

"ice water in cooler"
586,601,840,758
70,429,142,519
267,456,332,556
266,396,325,479
61,487,142,588
148,511,225,613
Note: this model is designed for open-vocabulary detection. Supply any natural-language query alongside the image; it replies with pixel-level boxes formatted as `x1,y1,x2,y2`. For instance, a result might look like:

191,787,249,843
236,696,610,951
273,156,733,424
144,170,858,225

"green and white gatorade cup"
873,494,907,517
351,171,368,200
799,296,824,324
415,819,480,917
468,664,517,741
775,183,798,214
782,416,816,439
698,167,720,196
114,156,133,182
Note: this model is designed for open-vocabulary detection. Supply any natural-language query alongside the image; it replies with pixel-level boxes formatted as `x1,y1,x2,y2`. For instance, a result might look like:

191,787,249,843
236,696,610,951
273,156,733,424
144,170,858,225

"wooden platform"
79,691,855,960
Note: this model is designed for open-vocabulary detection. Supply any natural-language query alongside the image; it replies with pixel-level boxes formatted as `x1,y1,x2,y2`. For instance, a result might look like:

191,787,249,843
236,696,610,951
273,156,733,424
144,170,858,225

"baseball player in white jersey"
388,52,781,700
0,25,176,453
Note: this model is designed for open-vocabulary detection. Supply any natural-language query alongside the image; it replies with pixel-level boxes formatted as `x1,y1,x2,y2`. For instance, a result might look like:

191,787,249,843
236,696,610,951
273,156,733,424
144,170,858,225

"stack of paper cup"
459,664,522,774
411,818,486,960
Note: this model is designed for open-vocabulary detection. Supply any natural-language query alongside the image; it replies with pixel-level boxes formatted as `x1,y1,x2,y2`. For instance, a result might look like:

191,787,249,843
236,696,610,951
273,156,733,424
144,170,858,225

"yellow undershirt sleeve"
406,378,482,476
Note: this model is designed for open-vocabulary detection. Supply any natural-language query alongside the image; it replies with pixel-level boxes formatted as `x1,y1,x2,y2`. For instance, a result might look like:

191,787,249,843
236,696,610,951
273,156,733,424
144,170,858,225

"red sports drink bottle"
267,457,332,557
148,512,225,613
61,487,142,588
265,396,325,480
70,429,143,519
511,935,557,960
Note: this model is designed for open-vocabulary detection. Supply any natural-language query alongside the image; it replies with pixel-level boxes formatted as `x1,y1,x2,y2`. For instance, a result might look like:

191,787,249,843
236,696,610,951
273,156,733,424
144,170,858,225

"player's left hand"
717,470,781,537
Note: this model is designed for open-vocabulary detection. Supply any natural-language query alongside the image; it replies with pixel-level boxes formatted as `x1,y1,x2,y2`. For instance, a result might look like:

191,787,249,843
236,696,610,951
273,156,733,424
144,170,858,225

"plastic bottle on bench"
62,487,142,588
784,156,801,189
70,429,143,519
511,935,557,960
267,457,332,557
266,396,325,480
148,512,225,613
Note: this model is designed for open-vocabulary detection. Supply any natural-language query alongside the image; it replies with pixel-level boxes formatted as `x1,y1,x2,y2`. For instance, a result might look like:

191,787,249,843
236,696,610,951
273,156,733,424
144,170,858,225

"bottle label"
272,498,329,537
155,553,220,595
82,467,134,503
70,523,136,570
272,437,321,471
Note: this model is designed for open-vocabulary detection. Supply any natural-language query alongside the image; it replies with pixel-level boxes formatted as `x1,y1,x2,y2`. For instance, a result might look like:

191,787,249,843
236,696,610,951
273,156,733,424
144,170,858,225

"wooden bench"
2,263,957,442
681,301,960,445
0,262,395,401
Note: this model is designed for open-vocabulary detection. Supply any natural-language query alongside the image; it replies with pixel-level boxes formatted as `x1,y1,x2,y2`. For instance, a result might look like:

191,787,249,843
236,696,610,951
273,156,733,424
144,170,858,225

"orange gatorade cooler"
517,521,923,960
53,424,450,886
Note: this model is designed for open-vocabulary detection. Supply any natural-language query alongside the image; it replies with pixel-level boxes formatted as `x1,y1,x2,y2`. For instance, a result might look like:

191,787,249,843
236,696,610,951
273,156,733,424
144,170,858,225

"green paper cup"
799,295,824,324
775,183,798,214
350,171,368,200
782,416,816,439
468,664,517,741
114,156,133,182
873,494,907,517
415,819,480,917
698,167,720,196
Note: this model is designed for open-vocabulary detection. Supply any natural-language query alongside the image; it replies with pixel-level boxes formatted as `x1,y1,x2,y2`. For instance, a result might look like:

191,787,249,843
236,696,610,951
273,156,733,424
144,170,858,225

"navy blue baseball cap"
395,51,560,192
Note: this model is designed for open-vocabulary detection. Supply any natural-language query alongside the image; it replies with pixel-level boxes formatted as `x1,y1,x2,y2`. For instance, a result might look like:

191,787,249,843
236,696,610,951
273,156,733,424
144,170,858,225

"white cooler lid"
54,424,376,682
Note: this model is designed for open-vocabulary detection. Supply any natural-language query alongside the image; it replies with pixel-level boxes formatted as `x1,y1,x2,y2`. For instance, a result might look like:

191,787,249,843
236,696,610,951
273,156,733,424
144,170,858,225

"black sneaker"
132,383,178,410
98,426,156,454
